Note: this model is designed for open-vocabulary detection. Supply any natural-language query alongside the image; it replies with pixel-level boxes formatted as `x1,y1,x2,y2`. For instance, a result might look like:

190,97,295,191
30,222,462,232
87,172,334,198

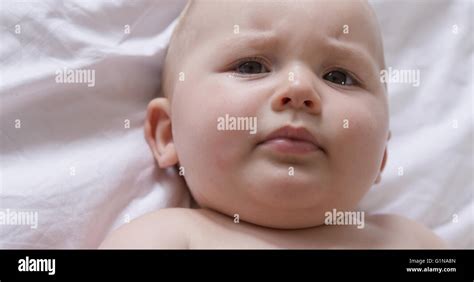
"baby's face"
157,0,389,228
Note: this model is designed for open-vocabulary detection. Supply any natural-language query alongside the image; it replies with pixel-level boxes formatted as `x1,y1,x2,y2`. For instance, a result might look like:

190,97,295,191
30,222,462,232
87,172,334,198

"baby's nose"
271,66,321,115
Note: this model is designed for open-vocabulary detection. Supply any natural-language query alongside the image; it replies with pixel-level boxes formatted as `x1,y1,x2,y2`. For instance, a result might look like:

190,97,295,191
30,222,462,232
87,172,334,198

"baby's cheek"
173,102,246,179
352,113,383,151
327,106,386,180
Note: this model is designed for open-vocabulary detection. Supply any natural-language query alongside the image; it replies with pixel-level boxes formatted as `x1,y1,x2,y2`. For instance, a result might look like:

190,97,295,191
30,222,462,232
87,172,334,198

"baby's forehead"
178,0,384,68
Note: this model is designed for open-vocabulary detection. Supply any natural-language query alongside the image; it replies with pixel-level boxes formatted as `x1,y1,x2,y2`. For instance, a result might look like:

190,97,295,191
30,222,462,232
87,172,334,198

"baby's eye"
236,60,269,74
323,70,355,86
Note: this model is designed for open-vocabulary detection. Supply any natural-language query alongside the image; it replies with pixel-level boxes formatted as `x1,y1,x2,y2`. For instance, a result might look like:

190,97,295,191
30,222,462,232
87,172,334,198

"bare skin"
100,208,446,249
100,0,447,249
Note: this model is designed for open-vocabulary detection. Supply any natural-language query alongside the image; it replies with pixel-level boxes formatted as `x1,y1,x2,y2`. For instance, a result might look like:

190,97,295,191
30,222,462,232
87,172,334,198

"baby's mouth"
257,125,323,155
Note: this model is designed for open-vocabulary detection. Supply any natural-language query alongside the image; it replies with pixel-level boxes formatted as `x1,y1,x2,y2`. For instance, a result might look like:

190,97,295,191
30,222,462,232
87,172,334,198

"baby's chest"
188,223,397,249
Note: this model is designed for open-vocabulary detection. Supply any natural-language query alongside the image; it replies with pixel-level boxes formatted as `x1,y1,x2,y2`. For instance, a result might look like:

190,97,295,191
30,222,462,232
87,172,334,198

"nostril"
304,100,313,108
282,97,291,104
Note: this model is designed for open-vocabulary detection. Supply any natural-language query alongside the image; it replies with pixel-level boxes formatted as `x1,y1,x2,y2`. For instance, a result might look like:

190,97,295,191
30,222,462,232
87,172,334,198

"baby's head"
146,0,390,229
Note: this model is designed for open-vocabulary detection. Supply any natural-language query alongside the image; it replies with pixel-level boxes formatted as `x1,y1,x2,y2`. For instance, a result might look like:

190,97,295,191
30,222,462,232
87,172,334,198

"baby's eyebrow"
314,39,380,85
323,38,379,70
216,32,280,52
214,32,379,73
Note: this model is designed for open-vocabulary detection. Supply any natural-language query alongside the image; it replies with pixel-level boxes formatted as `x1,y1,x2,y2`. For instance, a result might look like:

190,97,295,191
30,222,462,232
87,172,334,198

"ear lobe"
144,98,178,168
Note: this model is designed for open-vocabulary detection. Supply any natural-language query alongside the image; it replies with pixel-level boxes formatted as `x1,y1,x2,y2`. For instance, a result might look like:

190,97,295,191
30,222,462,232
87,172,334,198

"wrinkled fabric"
0,0,190,248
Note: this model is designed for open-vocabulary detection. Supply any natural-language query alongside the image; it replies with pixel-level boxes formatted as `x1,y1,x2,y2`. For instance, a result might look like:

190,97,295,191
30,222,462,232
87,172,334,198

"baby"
100,0,446,249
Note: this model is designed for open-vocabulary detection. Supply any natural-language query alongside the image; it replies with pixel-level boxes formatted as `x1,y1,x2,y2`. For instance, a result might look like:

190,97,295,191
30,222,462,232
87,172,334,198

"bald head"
161,0,386,98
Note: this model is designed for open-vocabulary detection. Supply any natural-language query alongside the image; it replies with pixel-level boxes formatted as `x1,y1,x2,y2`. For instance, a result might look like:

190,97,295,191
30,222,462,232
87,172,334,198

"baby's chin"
187,165,366,229
194,191,349,230
241,169,333,209
222,205,330,229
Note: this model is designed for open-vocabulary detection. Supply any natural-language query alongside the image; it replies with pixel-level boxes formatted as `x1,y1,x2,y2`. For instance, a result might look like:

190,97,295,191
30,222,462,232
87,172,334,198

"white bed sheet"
0,0,191,248
0,0,472,248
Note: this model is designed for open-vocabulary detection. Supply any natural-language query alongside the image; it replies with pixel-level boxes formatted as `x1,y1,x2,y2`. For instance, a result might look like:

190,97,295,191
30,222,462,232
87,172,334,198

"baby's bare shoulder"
368,214,447,249
99,208,197,249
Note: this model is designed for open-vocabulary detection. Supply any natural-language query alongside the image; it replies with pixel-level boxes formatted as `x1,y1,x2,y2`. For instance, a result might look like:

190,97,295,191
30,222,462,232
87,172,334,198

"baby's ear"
375,130,391,184
144,98,178,168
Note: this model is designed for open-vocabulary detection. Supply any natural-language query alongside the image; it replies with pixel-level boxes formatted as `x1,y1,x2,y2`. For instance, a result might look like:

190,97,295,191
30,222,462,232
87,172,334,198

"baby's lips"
257,125,323,151
259,138,320,154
